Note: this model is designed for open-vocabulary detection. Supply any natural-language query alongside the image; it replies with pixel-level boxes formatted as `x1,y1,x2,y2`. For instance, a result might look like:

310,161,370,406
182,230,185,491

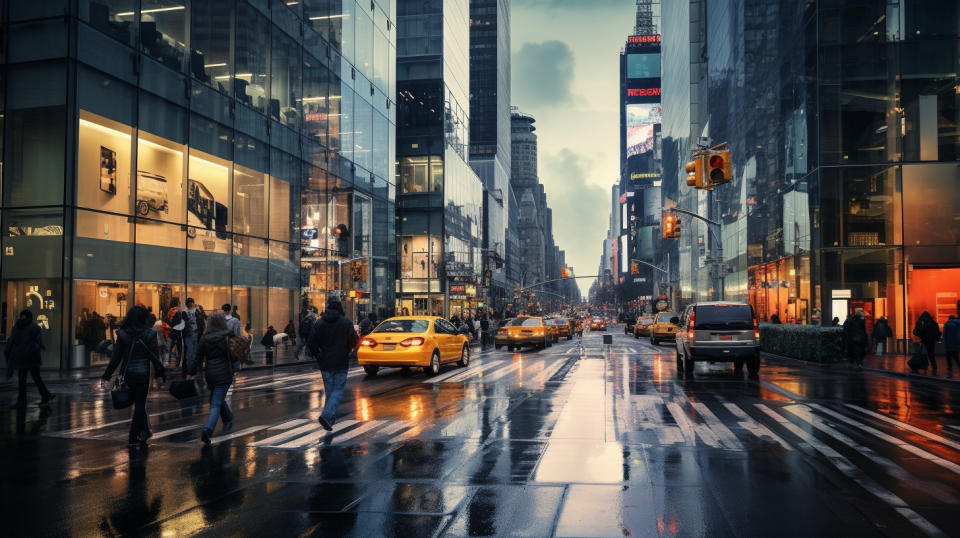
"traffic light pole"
665,207,725,301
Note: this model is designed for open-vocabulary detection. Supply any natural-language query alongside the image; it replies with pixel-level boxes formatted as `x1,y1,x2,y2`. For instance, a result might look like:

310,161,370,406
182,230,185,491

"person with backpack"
6,310,54,408
307,297,359,431
187,312,234,445
872,317,893,355
943,315,960,371
297,308,317,359
842,312,868,369
101,306,165,445
165,297,184,367
181,298,200,375
913,311,942,372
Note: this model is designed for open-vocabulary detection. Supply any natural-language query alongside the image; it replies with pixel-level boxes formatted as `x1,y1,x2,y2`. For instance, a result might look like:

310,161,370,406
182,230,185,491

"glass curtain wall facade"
660,0,960,352
3,0,396,369
396,0,483,319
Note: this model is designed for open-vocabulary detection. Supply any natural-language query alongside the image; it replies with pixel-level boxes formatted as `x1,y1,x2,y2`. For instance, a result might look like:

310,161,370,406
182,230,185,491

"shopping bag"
111,380,132,409
168,379,199,400
908,343,929,372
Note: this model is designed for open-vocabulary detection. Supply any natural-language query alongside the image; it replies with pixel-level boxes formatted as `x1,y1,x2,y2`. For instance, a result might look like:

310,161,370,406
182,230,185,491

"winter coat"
189,330,234,387
307,310,359,371
103,328,164,384
913,317,941,343
358,318,375,336
225,315,243,338
261,328,277,348
842,317,868,354
283,322,297,340
298,314,317,341
5,319,43,370
872,319,892,340
943,318,960,352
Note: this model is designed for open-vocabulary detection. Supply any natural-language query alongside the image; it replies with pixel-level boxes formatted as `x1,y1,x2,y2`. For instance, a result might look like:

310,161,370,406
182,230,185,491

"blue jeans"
204,384,234,433
320,369,348,425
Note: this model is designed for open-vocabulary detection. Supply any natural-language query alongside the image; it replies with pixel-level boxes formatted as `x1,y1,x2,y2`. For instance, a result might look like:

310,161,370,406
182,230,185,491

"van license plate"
719,335,732,341
382,344,396,350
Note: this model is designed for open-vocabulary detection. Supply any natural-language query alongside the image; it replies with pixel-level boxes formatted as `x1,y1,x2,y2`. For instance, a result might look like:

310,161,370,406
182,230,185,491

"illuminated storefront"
3,1,396,369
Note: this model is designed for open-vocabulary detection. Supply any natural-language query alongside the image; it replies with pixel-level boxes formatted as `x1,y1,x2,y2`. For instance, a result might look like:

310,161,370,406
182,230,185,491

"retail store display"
99,146,117,194
187,179,229,239
136,171,169,216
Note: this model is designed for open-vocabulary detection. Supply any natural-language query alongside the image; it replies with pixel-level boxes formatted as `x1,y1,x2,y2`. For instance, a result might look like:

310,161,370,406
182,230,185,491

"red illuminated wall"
908,267,960,329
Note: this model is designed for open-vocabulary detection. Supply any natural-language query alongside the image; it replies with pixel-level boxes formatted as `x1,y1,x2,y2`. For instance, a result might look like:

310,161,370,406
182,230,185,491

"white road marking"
330,420,387,444
268,418,311,430
721,402,793,450
810,404,960,476
756,404,945,537
666,401,720,448
481,362,522,382
273,419,359,449
437,361,504,383
144,424,200,440
846,405,960,452
253,421,328,447
691,402,743,450
212,424,273,443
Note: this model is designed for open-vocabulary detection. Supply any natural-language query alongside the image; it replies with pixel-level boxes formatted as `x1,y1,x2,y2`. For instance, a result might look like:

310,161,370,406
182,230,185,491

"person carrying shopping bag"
101,306,165,446
187,312,235,445
6,309,54,408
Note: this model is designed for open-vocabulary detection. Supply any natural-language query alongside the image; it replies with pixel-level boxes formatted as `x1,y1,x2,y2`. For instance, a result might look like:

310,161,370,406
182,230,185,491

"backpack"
183,309,198,334
225,334,250,364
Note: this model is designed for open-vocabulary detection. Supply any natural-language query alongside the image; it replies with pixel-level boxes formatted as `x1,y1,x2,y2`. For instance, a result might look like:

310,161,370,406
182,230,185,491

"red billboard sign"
628,35,661,44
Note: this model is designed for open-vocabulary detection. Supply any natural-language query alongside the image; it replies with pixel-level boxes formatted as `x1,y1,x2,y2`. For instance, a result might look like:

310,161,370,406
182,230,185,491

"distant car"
543,318,560,343
649,312,680,345
634,316,654,338
624,317,636,334
675,302,760,376
590,318,607,331
496,316,552,350
358,316,470,377
555,318,573,339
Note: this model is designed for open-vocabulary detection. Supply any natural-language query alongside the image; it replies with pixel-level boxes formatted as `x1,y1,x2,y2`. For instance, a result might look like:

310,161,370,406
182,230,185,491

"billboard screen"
626,103,661,158
627,53,660,79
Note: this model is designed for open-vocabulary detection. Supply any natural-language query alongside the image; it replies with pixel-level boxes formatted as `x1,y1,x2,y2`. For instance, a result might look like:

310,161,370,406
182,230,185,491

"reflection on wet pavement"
6,330,960,535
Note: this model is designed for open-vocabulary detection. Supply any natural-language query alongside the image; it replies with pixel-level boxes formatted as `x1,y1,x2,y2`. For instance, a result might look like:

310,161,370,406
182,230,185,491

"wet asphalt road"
4,327,960,537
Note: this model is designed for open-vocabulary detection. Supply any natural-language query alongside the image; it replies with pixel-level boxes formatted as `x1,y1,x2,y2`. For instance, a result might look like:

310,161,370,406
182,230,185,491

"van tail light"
753,317,760,340
360,337,377,348
687,310,696,340
400,337,425,347
497,328,507,334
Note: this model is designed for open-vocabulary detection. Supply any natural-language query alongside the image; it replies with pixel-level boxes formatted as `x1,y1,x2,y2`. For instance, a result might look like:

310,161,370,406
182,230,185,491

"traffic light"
662,213,681,239
685,156,706,189
561,267,571,278
333,224,350,257
707,150,732,185
630,262,639,275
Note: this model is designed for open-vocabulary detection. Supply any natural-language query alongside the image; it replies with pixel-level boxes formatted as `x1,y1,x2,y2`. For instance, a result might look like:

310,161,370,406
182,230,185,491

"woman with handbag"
101,306,166,446
187,312,234,445
6,309,53,408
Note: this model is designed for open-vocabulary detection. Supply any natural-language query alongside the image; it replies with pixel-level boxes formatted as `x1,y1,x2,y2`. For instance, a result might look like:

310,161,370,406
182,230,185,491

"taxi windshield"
656,313,677,323
375,319,430,333
506,317,542,327
555,319,568,325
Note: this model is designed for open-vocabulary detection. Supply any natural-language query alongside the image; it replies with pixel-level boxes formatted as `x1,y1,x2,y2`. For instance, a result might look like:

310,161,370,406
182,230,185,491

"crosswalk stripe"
253,421,326,447
482,362,522,382
756,404,945,537
385,424,423,444
370,421,413,441
330,420,387,444
146,424,200,440
846,405,960,452
212,424,271,444
691,402,742,450
269,418,311,430
721,402,793,450
428,363,481,383
810,404,960,476
273,420,359,449
666,401,720,448
437,361,503,383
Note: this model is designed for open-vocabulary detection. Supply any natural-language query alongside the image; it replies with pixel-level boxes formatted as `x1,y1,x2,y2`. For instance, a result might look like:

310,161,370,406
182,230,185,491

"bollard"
602,334,613,345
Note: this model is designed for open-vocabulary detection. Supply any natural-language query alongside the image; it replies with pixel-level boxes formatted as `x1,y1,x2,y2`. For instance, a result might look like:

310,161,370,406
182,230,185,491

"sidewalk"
861,352,960,383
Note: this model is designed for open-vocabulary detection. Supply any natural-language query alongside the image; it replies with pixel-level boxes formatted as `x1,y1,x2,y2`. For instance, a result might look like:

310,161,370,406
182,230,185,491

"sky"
510,0,638,298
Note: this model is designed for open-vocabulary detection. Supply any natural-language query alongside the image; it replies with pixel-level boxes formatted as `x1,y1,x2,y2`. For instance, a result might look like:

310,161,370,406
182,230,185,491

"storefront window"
399,155,443,193
187,148,232,246
823,248,904,342
821,166,902,248
233,135,269,239
908,267,960,331
78,111,135,214
135,219,185,282
271,29,302,130
137,129,186,226
74,280,132,366
139,0,187,72
190,0,233,95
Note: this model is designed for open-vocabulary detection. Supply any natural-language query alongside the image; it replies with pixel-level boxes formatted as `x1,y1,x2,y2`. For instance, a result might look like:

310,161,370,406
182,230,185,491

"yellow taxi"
543,318,560,343
554,318,573,339
633,315,655,338
495,316,552,351
589,318,607,331
649,312,680,345
357,316,470,377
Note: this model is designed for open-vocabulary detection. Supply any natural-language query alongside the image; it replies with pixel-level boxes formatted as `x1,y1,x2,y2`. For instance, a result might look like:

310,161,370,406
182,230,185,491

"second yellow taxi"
357,316,470,377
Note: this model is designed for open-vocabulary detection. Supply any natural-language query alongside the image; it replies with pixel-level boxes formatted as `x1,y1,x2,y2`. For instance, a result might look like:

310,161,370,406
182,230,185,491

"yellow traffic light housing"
707,150,732,185
662,213,676,239
685,156,705,188
561,267,571,278
672,216,682,238
630,262,639,275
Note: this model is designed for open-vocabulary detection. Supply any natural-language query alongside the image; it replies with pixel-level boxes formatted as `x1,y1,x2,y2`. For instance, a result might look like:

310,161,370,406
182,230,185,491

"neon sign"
627,87,661,97
628,35,661,44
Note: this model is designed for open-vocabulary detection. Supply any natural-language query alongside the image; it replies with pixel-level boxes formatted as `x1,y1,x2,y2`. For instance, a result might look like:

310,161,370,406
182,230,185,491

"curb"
761,352,960,386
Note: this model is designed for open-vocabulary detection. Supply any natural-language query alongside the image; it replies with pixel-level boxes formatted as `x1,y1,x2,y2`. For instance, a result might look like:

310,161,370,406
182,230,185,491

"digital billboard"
626,103,661,168
627,53,660,79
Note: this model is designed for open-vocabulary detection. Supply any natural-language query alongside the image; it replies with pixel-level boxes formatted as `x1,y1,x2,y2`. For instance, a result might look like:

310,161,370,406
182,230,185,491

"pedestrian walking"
842,312,868,369
5,310,54,408
283,319,297,346
187,312,235,445
872,316,893,355
769,314,782,324
222,304,242,337
358,312,377,336
101,306,165,445
181,298,200,375
944,315,960,371
297,307,318,359
479,314,491,349
307,296,359,431
913,311,941,372
165,297,184,366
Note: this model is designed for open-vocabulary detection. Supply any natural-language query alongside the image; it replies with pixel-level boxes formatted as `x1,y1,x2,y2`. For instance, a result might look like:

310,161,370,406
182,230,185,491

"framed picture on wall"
99,146,117,194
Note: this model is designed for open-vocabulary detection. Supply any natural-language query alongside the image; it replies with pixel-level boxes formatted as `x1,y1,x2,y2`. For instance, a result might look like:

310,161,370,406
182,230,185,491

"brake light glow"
399,336,425,347
753,317,760,340
360,337,377,348
687,309,696,340
497,328,507,334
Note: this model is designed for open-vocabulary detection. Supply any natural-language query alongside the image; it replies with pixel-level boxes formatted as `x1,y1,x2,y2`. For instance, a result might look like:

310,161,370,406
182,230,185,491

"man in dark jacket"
297,307,317,359
6,309,53,408
842,313,868,369
307,297,359,431
944,315,960,371
914,311,942,372
358,312,377,336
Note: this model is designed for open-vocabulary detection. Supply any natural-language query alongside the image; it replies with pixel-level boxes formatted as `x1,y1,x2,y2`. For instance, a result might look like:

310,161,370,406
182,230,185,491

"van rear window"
694,305,754,330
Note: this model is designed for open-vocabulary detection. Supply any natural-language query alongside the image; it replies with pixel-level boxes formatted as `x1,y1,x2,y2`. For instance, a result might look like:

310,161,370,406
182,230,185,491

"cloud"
540,149,609,296
512,41,576,108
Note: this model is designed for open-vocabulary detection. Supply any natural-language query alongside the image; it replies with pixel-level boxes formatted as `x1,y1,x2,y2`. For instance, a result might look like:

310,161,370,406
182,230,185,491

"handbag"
168,379,199,400
110,339,136,410
907,342,929,372
225,335,250,366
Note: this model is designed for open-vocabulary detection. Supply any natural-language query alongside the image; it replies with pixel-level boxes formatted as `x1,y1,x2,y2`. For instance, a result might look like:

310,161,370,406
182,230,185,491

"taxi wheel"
428,350,441,376
457,345,469,367
363,365,379,377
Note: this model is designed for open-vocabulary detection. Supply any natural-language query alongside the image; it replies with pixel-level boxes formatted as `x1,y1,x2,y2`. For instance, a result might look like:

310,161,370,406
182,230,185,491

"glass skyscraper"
2,0,396,369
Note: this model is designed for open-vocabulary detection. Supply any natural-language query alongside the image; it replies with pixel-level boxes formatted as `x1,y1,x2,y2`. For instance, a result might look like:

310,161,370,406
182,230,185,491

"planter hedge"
759,323,843,363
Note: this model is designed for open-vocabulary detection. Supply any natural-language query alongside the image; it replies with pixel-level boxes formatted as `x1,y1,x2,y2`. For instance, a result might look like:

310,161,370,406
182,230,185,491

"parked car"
675,302,760,376
358,316,470,377
495,316,552,351
649,312,680,345
633,316,654,338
